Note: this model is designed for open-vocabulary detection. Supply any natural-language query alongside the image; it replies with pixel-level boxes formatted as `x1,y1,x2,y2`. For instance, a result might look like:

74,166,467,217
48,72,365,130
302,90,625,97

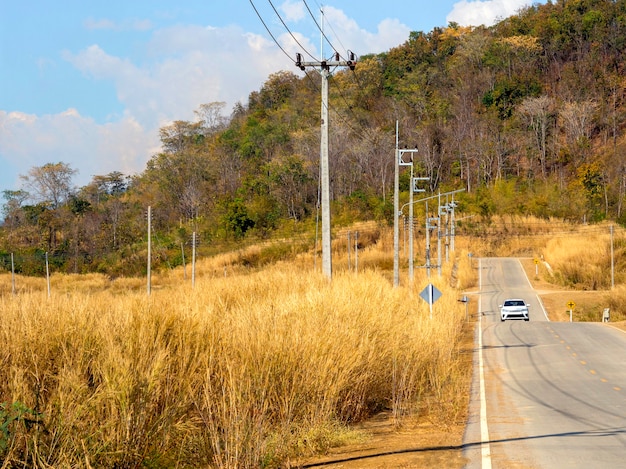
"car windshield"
504,300,525,306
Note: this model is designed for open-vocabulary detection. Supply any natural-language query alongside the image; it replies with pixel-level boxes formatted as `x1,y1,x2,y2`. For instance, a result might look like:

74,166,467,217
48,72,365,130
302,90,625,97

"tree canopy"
4,0,626,275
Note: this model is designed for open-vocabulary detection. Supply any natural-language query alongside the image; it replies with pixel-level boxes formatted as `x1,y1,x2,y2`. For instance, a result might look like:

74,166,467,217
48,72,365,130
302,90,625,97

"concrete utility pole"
296,51,356,279
394,122,400,287
425,201,432,278
393,121,418,287
147,205,152,296
410,174,428,282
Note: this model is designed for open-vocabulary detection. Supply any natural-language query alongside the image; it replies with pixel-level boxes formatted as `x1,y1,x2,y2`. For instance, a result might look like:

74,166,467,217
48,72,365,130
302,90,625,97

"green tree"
266,155,314,221
1,190,29,230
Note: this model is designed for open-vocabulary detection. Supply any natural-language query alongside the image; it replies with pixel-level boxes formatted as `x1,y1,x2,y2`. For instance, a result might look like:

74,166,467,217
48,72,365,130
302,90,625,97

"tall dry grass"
0,248,471,468
541,224,623,290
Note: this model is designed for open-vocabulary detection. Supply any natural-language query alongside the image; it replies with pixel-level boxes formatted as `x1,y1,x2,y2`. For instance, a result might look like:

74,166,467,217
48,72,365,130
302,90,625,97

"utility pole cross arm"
296,52,357,71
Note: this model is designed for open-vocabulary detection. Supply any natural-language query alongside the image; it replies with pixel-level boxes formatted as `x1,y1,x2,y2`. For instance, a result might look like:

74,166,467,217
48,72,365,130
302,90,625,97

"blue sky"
0,0,543,194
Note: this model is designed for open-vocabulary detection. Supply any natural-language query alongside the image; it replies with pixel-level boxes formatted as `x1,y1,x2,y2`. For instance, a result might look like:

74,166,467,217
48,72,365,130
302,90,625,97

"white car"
500,299,530,321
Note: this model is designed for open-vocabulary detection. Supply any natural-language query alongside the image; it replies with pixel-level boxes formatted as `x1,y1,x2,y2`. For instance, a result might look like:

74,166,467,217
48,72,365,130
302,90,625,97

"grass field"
1,217,623,468
0,227,473,468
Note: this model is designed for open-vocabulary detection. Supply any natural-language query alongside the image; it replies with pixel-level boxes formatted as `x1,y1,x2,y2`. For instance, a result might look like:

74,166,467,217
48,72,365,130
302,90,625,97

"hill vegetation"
3,0,626,275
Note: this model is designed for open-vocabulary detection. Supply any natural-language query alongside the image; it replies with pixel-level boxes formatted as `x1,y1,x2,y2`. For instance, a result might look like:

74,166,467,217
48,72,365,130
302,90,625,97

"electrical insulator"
348,50,357,70
295,53,305,71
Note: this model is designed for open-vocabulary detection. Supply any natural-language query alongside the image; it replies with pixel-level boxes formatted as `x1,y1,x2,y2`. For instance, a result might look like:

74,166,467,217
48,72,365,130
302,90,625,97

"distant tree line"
2,0,626,275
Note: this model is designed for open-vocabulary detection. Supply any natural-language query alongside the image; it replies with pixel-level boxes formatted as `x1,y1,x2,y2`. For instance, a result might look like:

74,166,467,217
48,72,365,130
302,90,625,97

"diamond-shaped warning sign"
420,283,442,305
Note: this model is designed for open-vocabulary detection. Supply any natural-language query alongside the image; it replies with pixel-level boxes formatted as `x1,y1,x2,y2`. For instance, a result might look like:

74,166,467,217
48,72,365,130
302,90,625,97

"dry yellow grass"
541,223,622,290
0,236,471,468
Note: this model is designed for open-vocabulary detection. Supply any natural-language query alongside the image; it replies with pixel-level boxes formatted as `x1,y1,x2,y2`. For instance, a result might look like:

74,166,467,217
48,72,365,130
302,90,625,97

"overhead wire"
249,0,382,147
302,0,340,59
298,1,387,140
309,0,349,58
301,1,401,135
267,0,319,61
248,0,294,62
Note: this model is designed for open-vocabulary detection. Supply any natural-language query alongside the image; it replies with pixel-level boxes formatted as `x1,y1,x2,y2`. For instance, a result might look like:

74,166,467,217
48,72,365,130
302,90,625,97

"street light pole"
438,192,442,277
398,189,465,280
425,201,431,278
409,160,414,283
393,123,419,287
393,121,400,287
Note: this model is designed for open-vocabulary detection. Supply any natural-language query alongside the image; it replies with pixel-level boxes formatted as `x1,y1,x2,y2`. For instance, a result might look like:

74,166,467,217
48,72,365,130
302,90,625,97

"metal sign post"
420,283,442,319
567,300,575,322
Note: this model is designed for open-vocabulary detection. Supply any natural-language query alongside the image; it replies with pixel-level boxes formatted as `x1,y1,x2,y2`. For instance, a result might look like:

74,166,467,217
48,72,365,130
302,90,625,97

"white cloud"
0,109,155,188
2,24,295,189
1,9,414,190
447,0,533,27
64,25,295,128
84,18,117,30
84,17,153,31
320,7,410,56
280,0,306,22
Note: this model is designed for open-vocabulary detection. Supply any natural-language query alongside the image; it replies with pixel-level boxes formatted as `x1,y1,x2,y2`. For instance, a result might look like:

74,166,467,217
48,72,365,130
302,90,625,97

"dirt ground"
297,415,468,468
298,257,626,468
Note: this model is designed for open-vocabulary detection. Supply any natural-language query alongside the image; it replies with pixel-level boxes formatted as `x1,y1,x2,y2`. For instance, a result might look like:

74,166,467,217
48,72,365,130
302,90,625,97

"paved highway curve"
463,258,626,468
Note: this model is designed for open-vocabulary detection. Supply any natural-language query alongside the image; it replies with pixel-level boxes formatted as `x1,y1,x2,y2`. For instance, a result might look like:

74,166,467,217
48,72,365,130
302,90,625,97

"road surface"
463,258,626,468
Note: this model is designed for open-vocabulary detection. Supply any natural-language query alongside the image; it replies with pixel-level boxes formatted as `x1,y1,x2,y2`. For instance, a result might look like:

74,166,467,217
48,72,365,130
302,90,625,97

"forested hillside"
3,0,626,276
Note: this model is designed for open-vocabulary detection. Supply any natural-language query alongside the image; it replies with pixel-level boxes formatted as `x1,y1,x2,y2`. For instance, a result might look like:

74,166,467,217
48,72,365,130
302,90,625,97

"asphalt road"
463,258,626,468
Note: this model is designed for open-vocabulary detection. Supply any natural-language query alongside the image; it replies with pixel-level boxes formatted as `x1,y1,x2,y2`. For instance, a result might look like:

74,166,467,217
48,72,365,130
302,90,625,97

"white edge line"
535,294,550,322
516,259,550,322
478,258,492,468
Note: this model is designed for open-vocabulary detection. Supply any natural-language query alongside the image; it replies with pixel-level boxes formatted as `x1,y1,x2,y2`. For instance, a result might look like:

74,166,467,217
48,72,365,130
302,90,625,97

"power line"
266,0,319,61
250,0,367,146
302,0,340,59
328,74,374,143
251,0,369,140
309,0,349,57
301,2,389,138
248,0,294,61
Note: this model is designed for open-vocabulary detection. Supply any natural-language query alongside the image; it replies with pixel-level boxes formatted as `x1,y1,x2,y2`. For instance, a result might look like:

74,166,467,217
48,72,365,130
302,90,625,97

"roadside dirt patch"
299,415,467,468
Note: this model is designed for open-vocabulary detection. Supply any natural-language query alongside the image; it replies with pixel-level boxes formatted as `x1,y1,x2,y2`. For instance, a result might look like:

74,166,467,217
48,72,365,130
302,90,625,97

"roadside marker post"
459,295,469,322
567,301,575,322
